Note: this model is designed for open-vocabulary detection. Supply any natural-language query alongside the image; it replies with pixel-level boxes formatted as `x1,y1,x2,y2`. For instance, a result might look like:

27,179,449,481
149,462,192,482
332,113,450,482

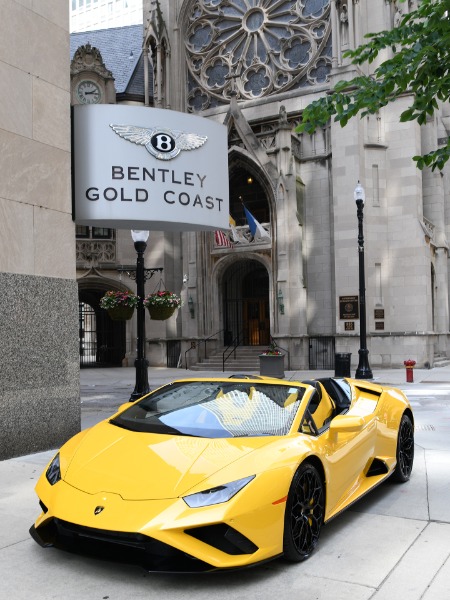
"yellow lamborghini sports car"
30,376,414,572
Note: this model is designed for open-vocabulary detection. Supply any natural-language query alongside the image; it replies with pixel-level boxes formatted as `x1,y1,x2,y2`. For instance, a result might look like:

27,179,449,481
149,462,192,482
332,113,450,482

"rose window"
186,0,332,112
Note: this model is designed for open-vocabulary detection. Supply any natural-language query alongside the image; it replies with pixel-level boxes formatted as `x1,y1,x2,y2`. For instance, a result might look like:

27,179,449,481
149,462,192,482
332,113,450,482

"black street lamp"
130,230,150,401
354,182,373,380
122,230,164,401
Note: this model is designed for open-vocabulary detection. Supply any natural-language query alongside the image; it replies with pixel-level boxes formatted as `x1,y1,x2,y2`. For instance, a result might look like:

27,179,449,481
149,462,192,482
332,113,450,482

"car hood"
63,421,274,500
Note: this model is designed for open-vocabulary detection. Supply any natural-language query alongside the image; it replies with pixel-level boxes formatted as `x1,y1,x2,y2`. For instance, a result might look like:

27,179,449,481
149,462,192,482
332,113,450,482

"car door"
314,387,381,519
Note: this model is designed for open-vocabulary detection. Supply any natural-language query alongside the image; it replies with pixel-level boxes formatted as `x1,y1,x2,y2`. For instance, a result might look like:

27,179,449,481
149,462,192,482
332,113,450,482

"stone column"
421,119,449,347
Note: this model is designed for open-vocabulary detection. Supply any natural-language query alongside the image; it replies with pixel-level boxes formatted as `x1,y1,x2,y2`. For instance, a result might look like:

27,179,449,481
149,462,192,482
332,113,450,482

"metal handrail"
222,333,243,371
202,329,224,361
270,336,291,370
184,342,197,370
184,330,225,369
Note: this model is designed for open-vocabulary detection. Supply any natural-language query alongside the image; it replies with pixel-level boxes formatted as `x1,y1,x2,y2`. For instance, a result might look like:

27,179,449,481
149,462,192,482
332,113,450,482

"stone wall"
0,1,79,459
0,273,80,460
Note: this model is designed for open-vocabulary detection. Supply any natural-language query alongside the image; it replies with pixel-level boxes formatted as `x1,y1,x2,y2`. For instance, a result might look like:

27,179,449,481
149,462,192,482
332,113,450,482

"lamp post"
130,230,150,401
116,232,163,400
354,182,373,380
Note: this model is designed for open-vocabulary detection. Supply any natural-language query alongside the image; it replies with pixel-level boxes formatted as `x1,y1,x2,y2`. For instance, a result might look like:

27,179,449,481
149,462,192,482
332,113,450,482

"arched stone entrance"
222,259,270,346
229,164,271,227
78,277,130,367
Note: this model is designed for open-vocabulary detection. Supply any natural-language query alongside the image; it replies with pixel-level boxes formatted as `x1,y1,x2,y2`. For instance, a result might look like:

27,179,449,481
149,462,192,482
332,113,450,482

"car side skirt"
324,469,393,523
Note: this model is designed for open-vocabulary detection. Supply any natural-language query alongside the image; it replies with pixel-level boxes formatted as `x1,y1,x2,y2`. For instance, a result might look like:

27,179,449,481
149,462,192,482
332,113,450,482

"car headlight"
183,475,255,508
46,453,61,485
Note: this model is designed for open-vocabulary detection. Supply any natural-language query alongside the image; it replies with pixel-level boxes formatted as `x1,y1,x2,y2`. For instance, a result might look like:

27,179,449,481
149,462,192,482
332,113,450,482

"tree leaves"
296,0,450,171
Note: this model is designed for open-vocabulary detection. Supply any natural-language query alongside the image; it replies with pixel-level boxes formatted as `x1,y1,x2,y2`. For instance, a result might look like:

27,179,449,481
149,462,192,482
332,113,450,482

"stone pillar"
421,119,449,347
143,47,150,106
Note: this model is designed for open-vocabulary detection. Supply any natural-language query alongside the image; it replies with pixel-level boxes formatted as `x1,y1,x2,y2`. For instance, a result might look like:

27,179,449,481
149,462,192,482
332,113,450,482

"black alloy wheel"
393,413,414,483
283,463,325,562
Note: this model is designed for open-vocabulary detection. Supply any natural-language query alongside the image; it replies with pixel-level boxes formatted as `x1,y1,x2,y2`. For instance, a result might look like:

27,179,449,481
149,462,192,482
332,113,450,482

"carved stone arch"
212,251,272,283
277,179,286,204
77,275,132,367
143,33,157,59
144,1,171,108
228,145,276,191
211,252,273,346
143,32,156,105
228,146,276,233
146,35,170,108
77,274,131,295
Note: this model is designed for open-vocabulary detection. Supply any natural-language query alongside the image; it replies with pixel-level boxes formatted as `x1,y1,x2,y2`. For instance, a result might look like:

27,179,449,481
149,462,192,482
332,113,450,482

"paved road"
1,367,450,599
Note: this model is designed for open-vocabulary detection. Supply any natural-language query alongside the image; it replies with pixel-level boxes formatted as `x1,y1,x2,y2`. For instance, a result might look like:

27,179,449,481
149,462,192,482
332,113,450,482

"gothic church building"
72,0,450,371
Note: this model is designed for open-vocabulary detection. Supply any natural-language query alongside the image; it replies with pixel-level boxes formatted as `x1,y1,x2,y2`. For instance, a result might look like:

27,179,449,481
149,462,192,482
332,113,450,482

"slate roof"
70,24,149,96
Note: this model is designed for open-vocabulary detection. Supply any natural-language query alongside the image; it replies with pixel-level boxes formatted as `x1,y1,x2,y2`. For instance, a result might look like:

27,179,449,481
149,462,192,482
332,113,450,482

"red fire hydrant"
404,359,416,383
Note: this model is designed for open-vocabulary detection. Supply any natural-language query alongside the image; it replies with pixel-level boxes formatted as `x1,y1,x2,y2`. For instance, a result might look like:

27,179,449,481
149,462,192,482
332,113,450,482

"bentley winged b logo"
109,124,207,161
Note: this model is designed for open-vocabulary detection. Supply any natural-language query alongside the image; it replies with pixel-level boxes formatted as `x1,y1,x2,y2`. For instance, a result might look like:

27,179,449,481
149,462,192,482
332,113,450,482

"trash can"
335,353,351,377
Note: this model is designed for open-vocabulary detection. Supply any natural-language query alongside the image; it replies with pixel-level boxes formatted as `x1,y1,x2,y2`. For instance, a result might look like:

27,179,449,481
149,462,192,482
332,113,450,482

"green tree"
297,0,450,171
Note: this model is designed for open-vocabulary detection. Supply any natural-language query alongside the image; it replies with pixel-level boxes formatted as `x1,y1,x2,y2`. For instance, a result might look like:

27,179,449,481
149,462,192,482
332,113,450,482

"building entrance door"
223,259,270,346
243,299,270,345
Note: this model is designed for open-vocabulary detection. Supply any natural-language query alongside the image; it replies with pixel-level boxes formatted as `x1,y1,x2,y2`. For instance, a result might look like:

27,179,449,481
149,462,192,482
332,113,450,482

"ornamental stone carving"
76,240,116,265
185,0,332,111
70,43,114,80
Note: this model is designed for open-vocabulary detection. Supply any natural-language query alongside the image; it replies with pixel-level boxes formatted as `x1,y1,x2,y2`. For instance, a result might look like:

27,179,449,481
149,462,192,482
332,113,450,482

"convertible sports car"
30,376,414,572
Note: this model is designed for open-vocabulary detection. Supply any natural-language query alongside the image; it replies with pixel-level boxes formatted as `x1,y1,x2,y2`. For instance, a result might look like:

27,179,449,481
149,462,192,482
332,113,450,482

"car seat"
303,380,336,430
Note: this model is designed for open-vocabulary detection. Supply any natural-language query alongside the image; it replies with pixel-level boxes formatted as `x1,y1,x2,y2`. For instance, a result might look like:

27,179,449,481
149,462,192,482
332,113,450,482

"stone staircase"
189,346,266,372
433,353,450,368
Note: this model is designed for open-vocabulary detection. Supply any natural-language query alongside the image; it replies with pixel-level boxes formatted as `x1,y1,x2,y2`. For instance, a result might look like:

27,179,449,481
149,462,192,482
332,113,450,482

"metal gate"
223,260,270,346
79,302,97,367
78,290,128,367
309,337,335,369
167,340,181,368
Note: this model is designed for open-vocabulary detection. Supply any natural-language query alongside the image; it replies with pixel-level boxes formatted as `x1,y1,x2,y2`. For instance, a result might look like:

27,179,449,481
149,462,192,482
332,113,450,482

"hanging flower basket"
107,305,135,321
99,290,138,321
147,305,176,321
143,290,181,321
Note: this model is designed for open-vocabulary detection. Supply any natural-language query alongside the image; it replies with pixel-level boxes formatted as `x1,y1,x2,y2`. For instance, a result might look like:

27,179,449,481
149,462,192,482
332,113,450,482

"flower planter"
107,306,135,321
100,290,139,320
259,354,285,378
147,305,176,321
144,291,181,320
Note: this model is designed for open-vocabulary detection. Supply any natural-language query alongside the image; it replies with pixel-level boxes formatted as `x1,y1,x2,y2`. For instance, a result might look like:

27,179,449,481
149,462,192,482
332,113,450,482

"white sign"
72,105,229,231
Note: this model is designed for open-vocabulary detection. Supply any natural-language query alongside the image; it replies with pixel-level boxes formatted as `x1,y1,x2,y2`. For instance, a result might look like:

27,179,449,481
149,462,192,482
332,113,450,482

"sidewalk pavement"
79,364,450,425
80,362,450,392
2,365,450,599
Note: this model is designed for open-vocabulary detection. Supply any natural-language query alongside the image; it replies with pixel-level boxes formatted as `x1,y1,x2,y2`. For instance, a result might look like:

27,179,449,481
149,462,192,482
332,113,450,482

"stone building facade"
72,0,450,375
1,1,79,459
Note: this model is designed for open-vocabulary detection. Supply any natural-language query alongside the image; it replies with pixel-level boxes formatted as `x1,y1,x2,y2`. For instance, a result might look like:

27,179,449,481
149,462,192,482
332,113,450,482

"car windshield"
110,381,306,438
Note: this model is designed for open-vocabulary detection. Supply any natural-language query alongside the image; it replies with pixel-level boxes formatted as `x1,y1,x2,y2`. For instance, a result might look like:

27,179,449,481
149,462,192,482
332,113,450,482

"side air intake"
366,458,389,477
186,524,258,555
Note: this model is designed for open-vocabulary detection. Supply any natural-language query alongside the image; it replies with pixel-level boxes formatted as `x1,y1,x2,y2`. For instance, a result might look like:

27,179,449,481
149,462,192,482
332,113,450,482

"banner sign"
72,105,229,231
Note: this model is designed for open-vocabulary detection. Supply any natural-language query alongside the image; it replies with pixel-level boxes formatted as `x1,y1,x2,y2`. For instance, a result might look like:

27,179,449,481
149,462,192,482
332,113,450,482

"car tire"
283,462,325,562
393,413,414,483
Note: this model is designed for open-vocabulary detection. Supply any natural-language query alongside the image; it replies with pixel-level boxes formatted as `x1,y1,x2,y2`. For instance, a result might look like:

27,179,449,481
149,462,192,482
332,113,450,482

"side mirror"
329,415,365,437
